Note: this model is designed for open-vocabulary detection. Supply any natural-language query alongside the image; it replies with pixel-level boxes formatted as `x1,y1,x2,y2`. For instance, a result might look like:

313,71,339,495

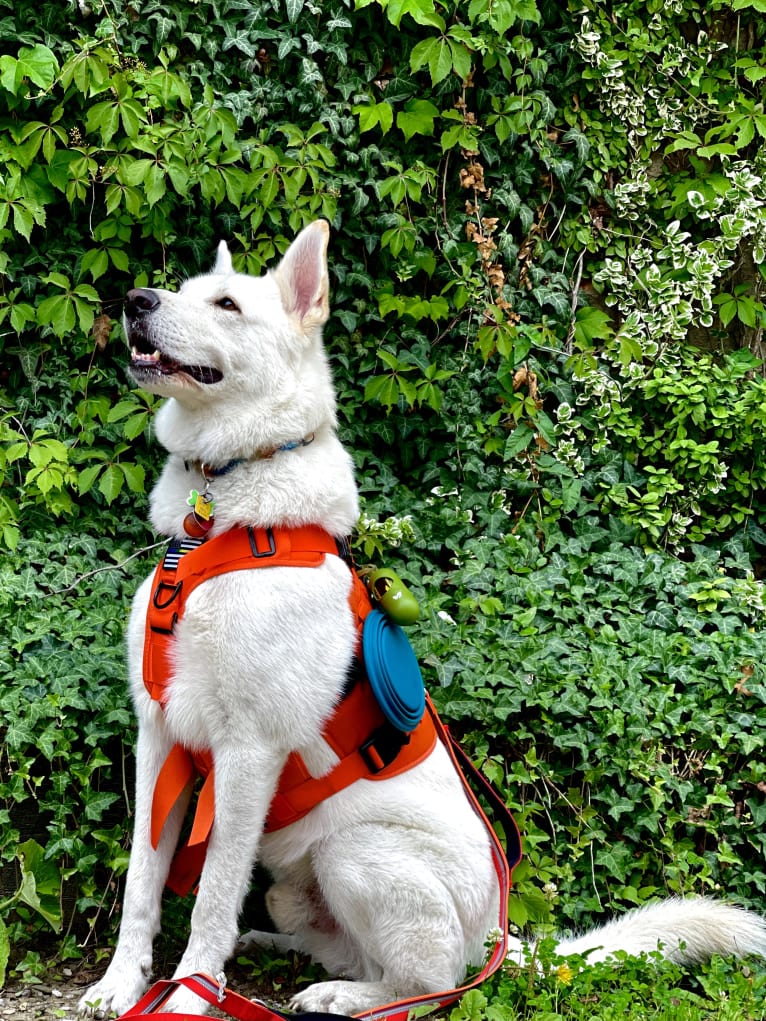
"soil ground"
0,959,298,1021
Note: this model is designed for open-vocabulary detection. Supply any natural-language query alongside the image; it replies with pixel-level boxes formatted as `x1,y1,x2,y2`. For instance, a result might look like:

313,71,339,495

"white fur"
506,897,766,967
80,222,766,1018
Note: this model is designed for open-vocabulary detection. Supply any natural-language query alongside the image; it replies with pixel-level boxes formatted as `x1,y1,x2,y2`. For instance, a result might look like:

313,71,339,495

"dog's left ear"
213,241,233,275
273,220,330,329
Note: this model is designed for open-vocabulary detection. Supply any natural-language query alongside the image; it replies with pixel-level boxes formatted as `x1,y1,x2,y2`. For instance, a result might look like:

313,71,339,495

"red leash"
117,701,521,1021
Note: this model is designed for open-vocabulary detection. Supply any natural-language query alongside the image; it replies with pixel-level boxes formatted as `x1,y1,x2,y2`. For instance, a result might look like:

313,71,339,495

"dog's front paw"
291,980,391,1016
78,968,150,1018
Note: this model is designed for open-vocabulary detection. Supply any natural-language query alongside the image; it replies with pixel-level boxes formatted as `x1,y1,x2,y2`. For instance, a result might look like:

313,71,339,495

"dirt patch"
1,969,95,1021
0,962,295,1021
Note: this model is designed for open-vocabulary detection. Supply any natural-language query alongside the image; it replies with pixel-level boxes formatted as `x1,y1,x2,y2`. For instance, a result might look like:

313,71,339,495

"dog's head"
124,220,337,461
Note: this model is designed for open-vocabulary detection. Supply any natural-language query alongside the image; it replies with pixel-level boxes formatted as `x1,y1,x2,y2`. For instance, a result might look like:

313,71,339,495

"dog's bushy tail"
552,897,766,965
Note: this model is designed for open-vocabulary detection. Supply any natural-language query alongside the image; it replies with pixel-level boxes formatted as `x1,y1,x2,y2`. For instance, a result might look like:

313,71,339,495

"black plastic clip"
248,527,277,559
360,724,410,774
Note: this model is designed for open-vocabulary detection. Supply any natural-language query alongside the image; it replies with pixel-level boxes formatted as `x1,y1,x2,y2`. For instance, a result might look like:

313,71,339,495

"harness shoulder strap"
144,526,340,704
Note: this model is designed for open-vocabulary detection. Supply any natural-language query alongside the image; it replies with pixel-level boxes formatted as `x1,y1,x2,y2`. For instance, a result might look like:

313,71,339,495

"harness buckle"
360,724,410,775
248,527,277,559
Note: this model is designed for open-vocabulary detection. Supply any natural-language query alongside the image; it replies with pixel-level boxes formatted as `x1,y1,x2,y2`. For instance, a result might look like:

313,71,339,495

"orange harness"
143,525,436,895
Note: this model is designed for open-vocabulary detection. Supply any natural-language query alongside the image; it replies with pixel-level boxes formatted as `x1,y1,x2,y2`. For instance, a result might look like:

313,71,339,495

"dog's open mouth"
129,334,223,386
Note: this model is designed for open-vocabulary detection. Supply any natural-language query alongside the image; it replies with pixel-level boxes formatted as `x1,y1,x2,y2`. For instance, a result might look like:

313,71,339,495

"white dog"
80,221,766,1018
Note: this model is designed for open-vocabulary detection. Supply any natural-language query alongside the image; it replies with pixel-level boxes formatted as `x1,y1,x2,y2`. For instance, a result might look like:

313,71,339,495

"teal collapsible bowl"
362,608,426,732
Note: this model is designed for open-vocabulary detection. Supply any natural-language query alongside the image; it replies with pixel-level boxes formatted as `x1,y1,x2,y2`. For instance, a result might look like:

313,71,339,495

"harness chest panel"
143,525,436,896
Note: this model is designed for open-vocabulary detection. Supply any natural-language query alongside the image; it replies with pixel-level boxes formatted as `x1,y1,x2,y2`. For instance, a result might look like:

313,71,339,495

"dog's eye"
216,296,240,312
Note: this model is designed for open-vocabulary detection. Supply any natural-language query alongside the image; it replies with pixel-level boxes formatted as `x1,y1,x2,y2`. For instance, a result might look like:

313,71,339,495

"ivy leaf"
152,14,175,46
285,0,304,23
83,789,118,821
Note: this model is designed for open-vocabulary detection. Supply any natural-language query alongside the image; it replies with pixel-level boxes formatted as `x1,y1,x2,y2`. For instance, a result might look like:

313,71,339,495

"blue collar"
191,433,315,481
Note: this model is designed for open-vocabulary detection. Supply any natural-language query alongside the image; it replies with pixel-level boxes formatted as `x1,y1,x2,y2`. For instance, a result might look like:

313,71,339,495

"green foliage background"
1,0,766,978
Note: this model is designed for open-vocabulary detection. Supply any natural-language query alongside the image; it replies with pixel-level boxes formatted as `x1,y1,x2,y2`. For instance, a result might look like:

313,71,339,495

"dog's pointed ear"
213,241,233,275
273,220,330,329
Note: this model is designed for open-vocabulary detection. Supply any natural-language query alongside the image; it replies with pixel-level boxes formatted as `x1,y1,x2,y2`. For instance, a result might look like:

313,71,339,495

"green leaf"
616,331,643,366
145,164,167,207
410,36,454,85
447,36,473,82
98,464,124,503
365,374,401,409
504,423,534,457
0,913,8,987
120,462,146,494
535,411,557,448
573,306,614,347
717,297,738,328
0,44,58,95
396,99,439,141
356,101,394,135
81,247,109,282
86,101,120,145
12,203,35,242
37,293,75,336
16,839,62,932
78,464,102,496
387,0,445,28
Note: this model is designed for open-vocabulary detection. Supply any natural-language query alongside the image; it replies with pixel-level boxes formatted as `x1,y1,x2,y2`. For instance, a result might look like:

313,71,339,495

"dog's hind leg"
288,823,494,1016
79,709,190,1017
259,873,368,981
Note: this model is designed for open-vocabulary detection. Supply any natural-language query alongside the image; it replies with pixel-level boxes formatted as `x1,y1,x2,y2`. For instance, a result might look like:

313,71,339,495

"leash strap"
116,971,354,1021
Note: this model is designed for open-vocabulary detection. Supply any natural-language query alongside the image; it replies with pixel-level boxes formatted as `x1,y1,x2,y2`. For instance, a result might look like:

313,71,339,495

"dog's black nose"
125,288,161,317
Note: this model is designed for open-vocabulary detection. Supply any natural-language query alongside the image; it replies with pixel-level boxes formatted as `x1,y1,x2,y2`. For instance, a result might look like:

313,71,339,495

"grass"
448,946,766,1021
